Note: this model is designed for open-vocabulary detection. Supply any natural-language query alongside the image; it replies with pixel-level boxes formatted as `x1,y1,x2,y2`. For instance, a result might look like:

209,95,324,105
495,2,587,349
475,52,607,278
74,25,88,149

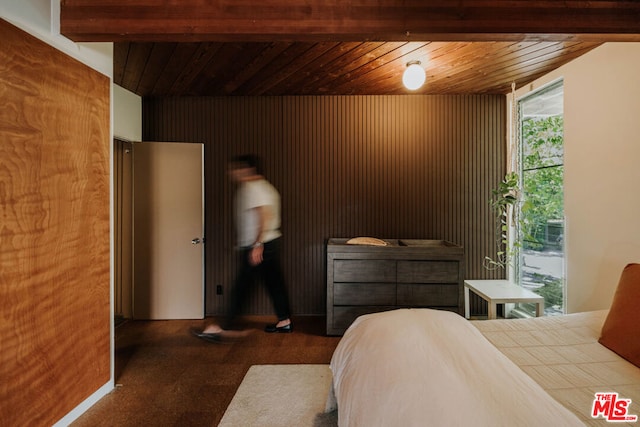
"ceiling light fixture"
403,60,426,91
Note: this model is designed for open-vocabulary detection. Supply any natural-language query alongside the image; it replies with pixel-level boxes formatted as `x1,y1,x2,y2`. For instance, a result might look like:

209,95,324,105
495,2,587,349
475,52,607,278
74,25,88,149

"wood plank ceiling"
61,1,640,97
114,41,601,96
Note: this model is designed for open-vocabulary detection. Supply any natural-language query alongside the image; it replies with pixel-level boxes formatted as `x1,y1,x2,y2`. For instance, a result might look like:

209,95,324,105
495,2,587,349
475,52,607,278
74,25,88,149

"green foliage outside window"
529,273,564,309
521,115,564,250
520,114,565,310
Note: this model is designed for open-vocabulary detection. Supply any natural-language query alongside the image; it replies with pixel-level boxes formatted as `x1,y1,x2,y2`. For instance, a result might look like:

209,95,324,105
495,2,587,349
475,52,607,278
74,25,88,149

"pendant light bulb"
403,61,426,90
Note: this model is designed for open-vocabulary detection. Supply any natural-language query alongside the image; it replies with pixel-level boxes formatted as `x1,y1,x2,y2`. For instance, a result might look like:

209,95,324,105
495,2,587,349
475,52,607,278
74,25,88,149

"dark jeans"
223,237,291,329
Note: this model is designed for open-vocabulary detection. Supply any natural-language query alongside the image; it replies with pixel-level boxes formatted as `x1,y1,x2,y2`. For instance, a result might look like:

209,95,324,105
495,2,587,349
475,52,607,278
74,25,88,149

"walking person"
193,154,292,342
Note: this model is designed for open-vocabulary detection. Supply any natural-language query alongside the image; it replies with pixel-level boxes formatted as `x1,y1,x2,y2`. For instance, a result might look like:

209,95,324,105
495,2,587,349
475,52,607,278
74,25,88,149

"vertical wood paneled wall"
143,95,506,316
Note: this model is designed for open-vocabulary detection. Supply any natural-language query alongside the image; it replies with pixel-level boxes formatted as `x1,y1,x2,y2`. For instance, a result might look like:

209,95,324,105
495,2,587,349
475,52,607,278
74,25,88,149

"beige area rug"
218,364,338,427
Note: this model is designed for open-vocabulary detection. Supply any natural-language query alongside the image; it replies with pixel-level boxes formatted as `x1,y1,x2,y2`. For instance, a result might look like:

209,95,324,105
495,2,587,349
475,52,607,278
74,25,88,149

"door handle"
191,238,201,245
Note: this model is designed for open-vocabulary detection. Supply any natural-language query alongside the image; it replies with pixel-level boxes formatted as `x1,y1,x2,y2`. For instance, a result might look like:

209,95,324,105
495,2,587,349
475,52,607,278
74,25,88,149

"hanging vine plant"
483,171,521,271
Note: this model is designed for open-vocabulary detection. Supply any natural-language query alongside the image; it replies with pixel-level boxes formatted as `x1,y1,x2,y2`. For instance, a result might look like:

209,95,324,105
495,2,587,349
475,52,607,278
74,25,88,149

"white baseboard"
53,381,114,427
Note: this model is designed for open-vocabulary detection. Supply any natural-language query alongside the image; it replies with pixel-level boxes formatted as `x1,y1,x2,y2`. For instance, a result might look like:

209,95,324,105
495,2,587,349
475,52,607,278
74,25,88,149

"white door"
132,142,204,319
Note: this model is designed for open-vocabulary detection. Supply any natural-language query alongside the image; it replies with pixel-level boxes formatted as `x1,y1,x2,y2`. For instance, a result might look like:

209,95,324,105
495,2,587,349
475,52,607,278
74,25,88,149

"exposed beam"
60,0,640,42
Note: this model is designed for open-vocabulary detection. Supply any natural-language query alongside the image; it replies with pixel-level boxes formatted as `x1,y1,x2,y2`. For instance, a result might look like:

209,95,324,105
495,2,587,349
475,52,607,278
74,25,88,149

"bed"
327,263,640,426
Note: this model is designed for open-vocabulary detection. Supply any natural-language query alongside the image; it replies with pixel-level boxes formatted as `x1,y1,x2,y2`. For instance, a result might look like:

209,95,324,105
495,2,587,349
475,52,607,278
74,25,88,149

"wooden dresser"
326,238,464,335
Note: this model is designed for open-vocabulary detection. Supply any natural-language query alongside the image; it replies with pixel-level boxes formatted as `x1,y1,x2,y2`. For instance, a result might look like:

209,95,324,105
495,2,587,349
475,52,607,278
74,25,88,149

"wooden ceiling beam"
60,0,640,42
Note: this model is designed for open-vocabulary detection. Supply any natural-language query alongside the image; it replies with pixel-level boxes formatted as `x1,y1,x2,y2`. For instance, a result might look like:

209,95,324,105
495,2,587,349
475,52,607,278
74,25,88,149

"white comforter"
329,309,584,426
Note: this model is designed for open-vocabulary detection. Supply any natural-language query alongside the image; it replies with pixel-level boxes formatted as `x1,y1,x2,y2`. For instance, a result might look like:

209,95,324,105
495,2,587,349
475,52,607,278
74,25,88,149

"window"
515,81,565,316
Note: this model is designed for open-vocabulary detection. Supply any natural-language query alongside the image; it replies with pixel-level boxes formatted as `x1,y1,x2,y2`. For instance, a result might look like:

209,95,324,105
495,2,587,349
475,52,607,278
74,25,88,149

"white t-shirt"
234,178,282,247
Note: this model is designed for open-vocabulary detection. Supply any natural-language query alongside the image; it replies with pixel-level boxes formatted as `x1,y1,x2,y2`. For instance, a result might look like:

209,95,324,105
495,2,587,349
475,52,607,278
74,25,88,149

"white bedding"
329,309,584,426
473,310,640,426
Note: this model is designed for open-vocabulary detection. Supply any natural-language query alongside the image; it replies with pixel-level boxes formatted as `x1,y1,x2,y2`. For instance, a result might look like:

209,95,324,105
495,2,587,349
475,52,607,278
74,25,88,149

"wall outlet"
216,285,223,295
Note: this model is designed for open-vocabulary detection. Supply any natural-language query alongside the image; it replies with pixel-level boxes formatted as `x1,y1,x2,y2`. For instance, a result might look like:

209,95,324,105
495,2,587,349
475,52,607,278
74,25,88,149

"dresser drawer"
327,239,464,335
397,283,459,306
397,261,459,283
334,283,396,305
333,260,396,283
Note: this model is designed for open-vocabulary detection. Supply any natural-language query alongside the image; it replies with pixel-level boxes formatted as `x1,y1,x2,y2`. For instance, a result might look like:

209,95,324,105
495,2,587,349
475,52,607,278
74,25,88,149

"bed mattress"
472,310,640,426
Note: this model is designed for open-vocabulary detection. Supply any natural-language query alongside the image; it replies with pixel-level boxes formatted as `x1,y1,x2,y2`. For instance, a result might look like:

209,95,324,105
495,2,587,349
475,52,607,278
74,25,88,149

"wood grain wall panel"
0,19,110,426
143,94,505,316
